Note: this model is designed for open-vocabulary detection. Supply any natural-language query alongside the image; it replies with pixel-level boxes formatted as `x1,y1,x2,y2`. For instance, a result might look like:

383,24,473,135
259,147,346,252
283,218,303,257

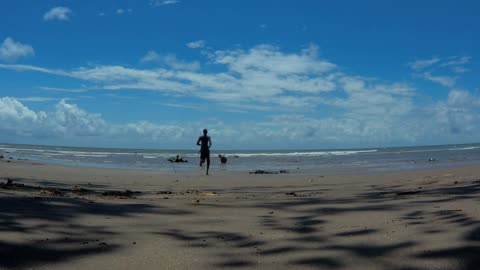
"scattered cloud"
408,58,440,71
1,94,479,148
186,40,206,49
164,54,201,71
441,56,471,67
452,66,469,74
1,44,337,107
140,51,201,71
1,43,479,147
0,37,34,62
409,56,470,86
43,7,72,21
16,97,59,102
422,72,457,87
259,24,268,30
39,87,88,93
116,8,132,14
140,50,161,63
150,0,181,7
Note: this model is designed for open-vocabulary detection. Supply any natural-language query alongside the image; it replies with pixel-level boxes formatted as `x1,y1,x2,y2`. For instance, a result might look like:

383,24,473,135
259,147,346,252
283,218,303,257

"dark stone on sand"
102,190,136,198
157,191,173,194
249,170,290,174
0,179,25,189
72,186,89,193
396,190,422,196
42,188,64,196
286,192,298,197
0,155,3,159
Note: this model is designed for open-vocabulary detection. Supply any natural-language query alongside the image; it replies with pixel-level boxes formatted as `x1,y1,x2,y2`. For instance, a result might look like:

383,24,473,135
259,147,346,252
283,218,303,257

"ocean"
1,143,480,174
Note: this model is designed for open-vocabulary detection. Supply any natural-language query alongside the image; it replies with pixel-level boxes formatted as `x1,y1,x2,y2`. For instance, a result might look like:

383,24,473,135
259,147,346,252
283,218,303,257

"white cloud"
140,50,161,63
40,87,88,93
140,51,200,70
422,72,457,87
43,7,72,21
186,40,206,49
0,37,34,62
441,56,471,67
116,9,132,14
163,54,200,71
408,58,440,71
409,56,471,76
1,91,479,148
452,66,469,74
0,44,337,106
151,0,181,6
1,43,480,148
16,97,58,102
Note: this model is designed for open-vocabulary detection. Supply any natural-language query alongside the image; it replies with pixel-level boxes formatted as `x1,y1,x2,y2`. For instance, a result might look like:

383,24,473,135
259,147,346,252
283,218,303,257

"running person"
196,129,212,175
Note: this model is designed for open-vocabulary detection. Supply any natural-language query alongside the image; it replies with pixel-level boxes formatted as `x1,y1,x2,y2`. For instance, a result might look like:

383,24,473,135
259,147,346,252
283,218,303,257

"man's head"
203,128,208,135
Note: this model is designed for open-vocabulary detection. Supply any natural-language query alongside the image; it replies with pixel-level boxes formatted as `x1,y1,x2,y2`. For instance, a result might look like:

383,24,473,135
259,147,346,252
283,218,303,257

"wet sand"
1,159,480,270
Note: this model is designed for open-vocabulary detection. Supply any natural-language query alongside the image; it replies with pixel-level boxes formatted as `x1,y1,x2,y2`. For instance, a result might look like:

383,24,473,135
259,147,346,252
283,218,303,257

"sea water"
1,143,480,174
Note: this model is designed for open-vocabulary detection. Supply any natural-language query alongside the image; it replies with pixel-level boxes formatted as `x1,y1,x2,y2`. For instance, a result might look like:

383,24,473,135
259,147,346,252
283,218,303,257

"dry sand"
1,159,480,270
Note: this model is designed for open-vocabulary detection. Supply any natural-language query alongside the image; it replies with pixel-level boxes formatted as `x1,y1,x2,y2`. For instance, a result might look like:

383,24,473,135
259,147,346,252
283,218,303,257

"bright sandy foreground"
1,159,479,270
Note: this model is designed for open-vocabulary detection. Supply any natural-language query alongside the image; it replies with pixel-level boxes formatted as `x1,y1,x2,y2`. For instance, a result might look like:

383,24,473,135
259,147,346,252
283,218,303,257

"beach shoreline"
1,159,479,269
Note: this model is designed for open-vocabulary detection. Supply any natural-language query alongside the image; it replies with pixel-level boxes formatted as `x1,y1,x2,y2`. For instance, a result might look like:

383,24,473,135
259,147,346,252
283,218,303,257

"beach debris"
102,190,137,198
285,192,298,197
157,191,173,195
0,178,25,189
0,155,4,159
72,186,89,193
168,155,188,163
428,158,437,162
199,191,218,196
249,170,290,174
41,188,64,196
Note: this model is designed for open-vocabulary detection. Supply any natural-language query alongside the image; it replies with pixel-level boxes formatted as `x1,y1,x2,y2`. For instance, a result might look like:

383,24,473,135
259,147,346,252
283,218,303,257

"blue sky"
0,0,479,149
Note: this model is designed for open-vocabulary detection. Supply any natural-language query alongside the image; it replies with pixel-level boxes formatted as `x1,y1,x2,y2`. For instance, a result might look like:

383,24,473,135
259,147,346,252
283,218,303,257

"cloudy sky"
0,0,479,150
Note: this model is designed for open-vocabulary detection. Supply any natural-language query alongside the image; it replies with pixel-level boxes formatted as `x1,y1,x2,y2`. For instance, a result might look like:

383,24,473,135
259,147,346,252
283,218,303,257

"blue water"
1,143,480,173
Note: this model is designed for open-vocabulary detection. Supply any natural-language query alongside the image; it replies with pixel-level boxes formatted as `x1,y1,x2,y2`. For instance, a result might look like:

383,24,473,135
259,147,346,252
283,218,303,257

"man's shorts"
200,150,210,160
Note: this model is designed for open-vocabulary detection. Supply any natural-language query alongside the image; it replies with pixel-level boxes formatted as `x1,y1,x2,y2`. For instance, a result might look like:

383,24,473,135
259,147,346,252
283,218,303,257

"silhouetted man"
197,128,212,175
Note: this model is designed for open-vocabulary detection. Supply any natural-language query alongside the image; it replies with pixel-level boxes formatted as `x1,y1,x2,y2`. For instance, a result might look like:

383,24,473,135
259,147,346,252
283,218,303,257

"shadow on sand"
153,180,480,269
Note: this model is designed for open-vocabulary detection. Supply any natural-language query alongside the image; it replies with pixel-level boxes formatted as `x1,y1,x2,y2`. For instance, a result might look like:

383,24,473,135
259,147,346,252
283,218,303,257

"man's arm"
208,137,212,149
196,137,201,146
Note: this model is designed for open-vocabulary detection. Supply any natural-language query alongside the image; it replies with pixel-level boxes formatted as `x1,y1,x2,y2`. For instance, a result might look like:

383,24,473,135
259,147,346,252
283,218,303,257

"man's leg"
206,155,210,175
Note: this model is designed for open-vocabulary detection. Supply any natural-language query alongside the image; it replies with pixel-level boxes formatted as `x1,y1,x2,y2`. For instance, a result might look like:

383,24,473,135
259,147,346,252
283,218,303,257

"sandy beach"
1,159,479,270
